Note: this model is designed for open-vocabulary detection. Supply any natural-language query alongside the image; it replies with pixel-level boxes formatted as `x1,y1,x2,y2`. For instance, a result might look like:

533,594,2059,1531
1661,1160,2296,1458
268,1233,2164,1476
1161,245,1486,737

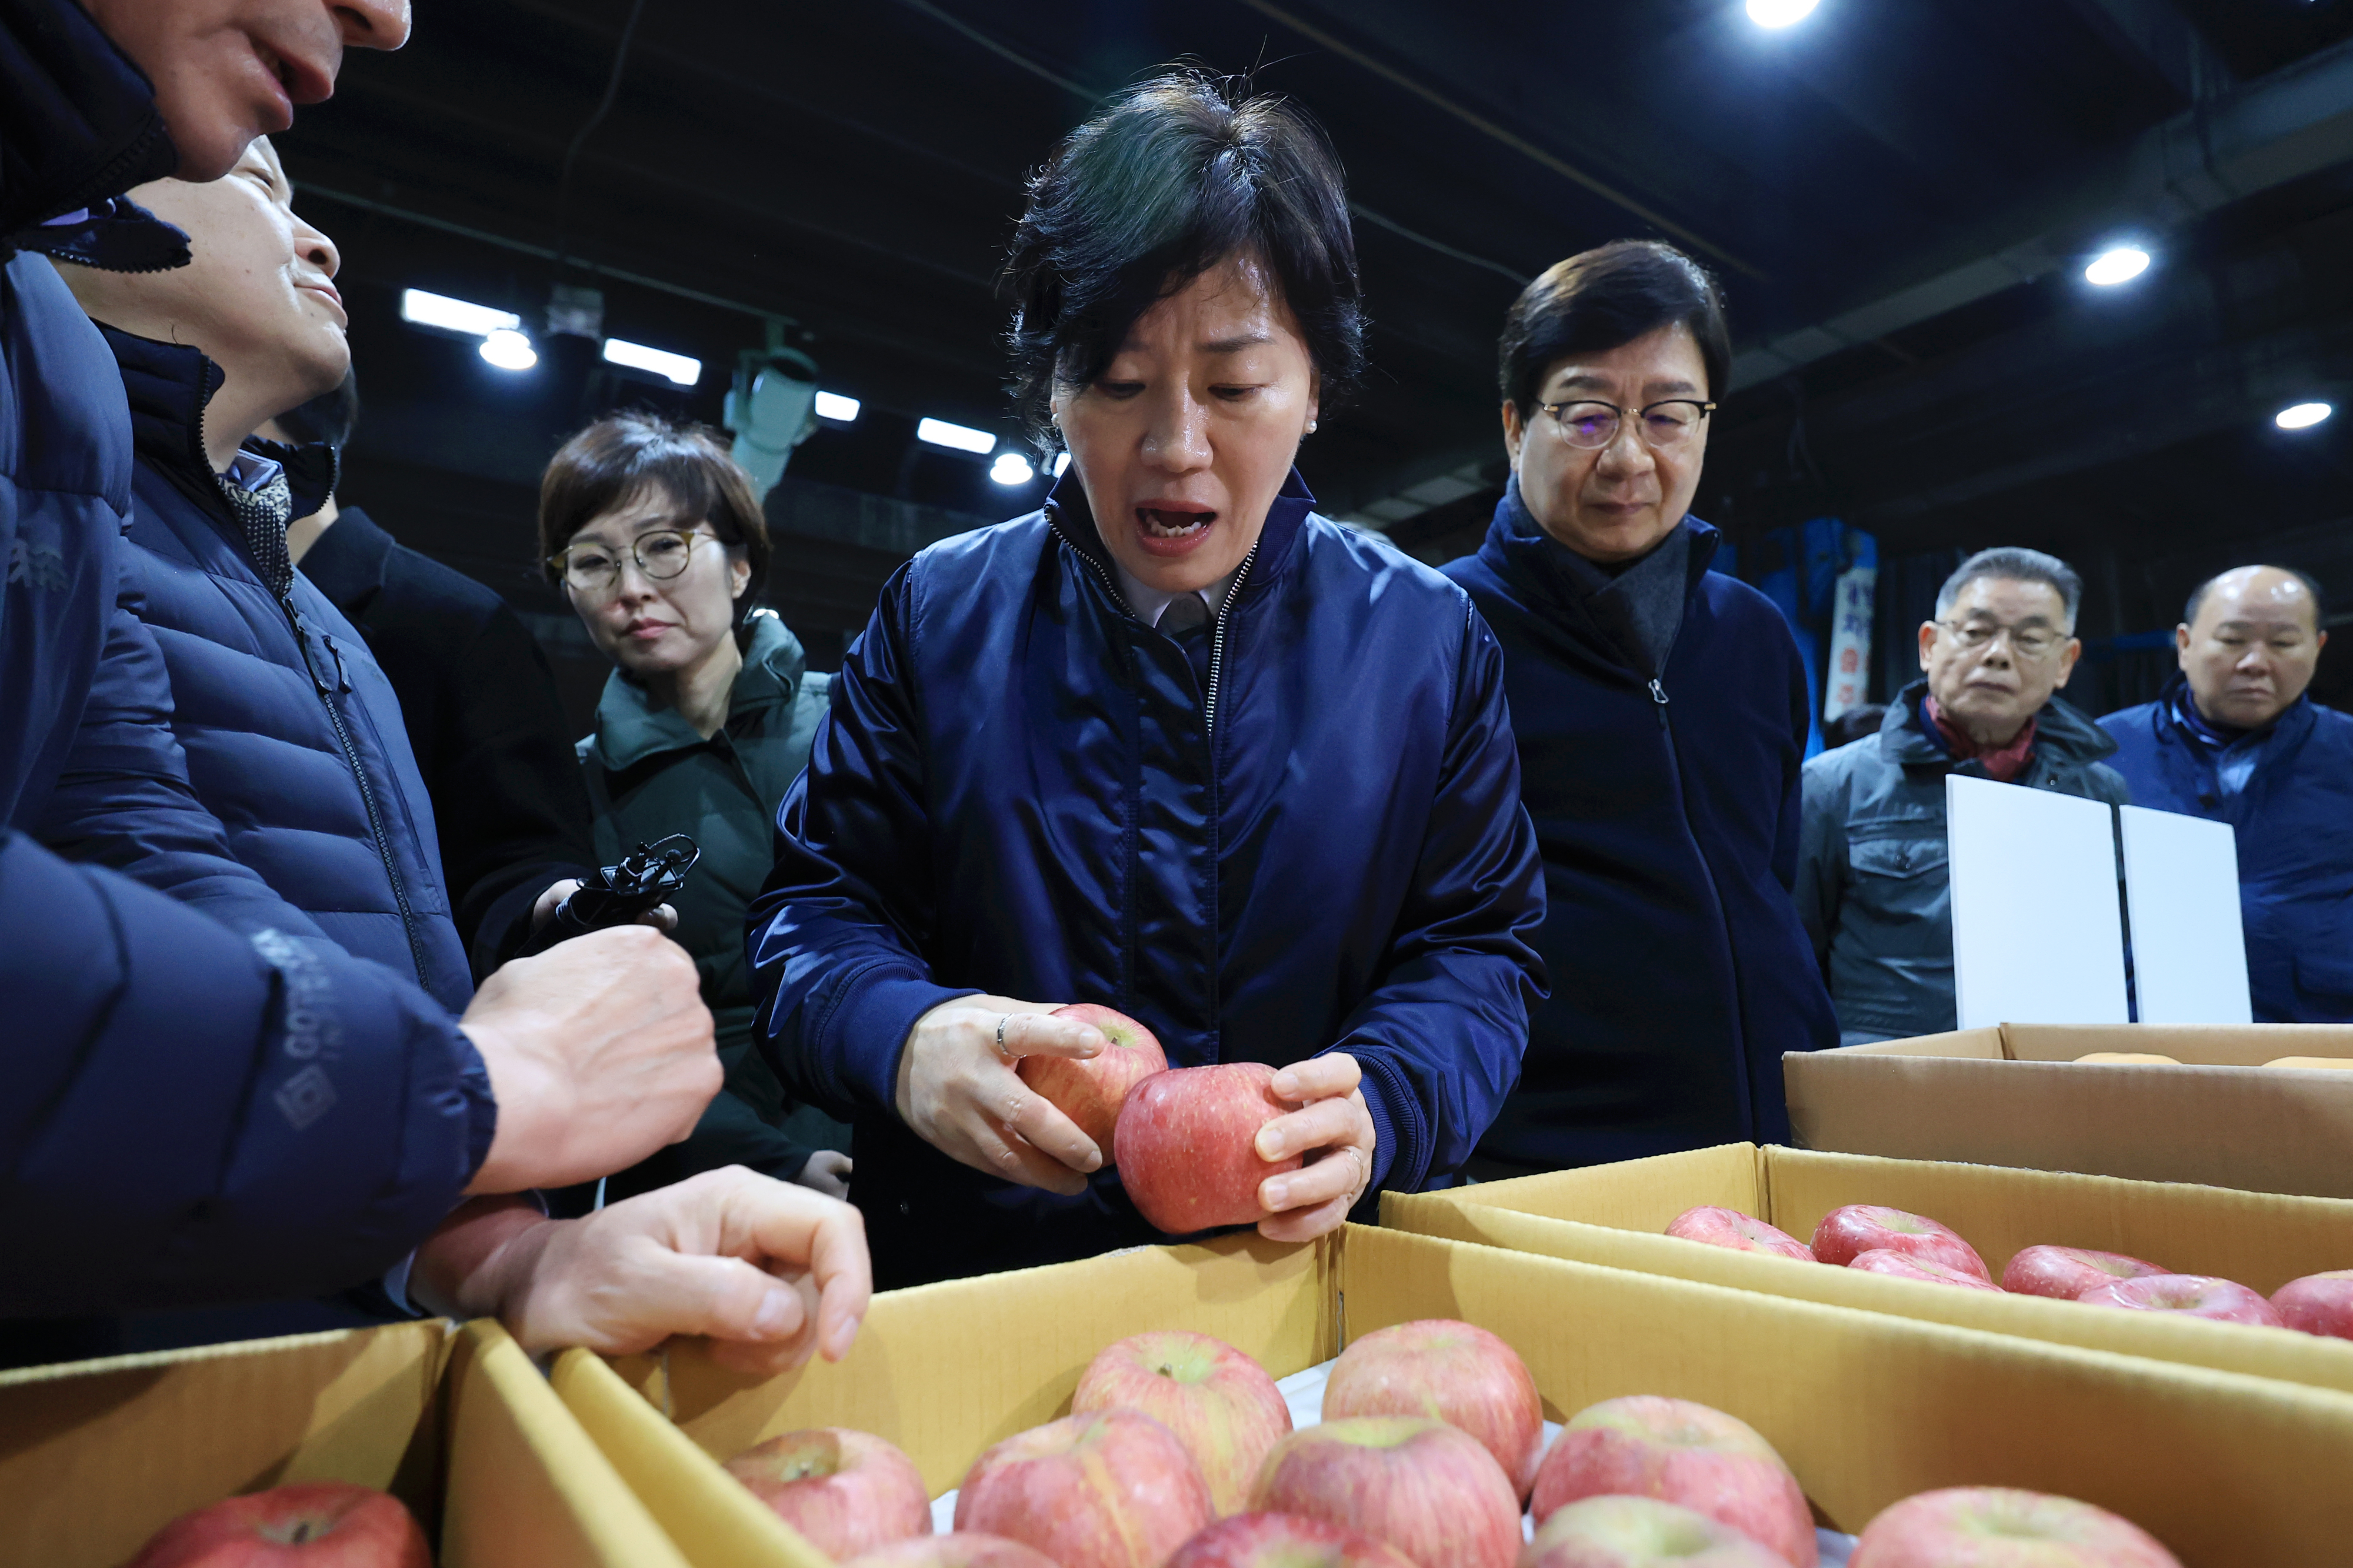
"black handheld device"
515,833,701,957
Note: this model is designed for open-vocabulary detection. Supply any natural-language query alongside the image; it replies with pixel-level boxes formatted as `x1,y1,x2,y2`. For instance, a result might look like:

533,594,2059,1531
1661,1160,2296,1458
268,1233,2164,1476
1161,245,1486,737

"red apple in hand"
1811,1206,1988,1280
1665,1207,1816,1263
1074,1330,1291,1516
1021,1005,1168,1153
2272,1270,2353,1340
1849,1249,2001,1292
1166,1513,1417,1567
844,1536,1062,1568
125,1483,430,1568
1850,1487,2181,1567
724,1427,932,1559
956,1409,1212,1568
1253,1417,1521,1568
2077,1274,2285,1327
1322,1319,1545,1498
1116,1063,1302,1234
1532,1396,1815,1568
1527,1496,1792,1568
2000,1245,2169,1301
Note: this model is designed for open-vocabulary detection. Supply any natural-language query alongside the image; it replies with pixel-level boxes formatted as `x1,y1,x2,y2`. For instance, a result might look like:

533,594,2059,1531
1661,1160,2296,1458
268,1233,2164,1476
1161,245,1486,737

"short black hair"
272,371,361,450
1935,547,2083,628
2184,565,2326,630
1498,241,1731,416
1003,68,1365,447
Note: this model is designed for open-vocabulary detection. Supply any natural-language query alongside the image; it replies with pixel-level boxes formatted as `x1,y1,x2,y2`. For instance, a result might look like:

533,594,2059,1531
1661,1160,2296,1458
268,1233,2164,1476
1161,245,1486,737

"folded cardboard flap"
1831,1026,2009,1059
575,1226,2353,1568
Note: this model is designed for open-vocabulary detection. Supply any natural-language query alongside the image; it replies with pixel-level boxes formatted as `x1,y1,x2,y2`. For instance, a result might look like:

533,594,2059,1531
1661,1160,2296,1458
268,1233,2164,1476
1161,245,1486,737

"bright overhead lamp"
814,391,861,423
401,288,518,336
916,417,996,455
602,338,701,387
2276,401,2334,431
2084,247,2152,286
1052,451,1071,477
478,328,538,372
1746,0,1819,27
989,452,1036,486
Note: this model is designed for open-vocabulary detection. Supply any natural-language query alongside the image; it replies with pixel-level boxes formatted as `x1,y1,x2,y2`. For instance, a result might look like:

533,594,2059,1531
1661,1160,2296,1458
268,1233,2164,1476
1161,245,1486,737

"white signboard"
2118,805,2252,1025
1822,565,1877,723
1947,775,2128,1028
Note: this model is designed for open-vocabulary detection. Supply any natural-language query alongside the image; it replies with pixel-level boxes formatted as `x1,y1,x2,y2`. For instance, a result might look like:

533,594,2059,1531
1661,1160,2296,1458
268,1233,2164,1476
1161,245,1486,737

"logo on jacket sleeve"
7,536,66,592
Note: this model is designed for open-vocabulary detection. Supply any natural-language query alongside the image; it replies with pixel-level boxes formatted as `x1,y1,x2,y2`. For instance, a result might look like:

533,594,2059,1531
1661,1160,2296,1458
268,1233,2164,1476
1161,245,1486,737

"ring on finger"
995,1014,1015,1063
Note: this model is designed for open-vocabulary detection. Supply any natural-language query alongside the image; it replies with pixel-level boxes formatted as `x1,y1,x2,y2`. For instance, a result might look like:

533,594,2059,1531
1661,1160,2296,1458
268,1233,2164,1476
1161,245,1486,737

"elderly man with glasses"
1796,547,2131,1043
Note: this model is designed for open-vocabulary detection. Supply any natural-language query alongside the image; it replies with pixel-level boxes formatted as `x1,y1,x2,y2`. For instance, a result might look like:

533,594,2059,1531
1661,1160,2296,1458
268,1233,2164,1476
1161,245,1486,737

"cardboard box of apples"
552,1223,2353,1567
1782,1022,2353,1198
0,1317,691,1568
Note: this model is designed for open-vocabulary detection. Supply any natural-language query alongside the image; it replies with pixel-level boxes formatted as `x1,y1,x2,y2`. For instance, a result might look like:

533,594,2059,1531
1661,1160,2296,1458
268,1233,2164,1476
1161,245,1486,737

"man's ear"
2055,638,2082,689
1916,620,1937,672
2175,623,2192,667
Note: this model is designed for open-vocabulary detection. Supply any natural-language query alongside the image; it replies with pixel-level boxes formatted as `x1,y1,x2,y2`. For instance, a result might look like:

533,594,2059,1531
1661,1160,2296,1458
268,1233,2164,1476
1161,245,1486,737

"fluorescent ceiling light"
602,338,701,386
2084,247,2152,286
989,453,1036,486
814,391,861,422
478,328,538,372
401,288,518,336
1747,0,1819,26
917,417,996,455
1052,451,1071,477
2276,401,2334,431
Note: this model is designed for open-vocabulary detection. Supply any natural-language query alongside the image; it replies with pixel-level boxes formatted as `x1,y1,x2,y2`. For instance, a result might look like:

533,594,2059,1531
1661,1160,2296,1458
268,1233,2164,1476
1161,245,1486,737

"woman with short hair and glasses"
1443,240,1838,1180
541,412,852,1203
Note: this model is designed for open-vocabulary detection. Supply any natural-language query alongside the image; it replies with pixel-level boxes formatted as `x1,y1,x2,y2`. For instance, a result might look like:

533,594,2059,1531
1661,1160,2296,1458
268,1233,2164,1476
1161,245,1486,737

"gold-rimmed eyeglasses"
1538,398,1717,451
1935,618,2069,659
550,528,709,595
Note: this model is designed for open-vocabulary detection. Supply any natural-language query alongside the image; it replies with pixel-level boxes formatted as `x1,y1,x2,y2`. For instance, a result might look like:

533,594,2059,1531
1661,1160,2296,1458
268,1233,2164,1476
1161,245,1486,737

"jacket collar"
1,0,179,240
1880,677,2119,770
2154,670,2317,756
589,611,808,772
97,323,337,519
1475,478,1721,639
1041,464,1318,617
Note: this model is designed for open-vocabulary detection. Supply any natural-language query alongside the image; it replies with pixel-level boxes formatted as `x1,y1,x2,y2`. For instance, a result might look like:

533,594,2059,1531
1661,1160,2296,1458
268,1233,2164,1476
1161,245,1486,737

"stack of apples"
1665,1203,2353,1338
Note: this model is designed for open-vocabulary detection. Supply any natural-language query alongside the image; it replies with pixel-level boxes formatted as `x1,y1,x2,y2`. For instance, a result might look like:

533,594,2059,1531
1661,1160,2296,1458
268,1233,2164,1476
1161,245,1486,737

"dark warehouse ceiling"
271,0,2353,716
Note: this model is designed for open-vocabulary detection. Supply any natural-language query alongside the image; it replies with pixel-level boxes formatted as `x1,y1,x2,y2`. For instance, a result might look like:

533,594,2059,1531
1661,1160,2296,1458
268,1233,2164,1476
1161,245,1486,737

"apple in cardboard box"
2272,1270,2353,1340
1525,1496,1792,1568
1810,1206,1989,1280
1252,1416,1521,1568
1164,1513,1417,1567
956,1408,1213,1568
1664,1207,1817,1263
1321,1318,1546,1498
1021,1005,1169,1153
1531,1396,1816,1568
125,1483,431,1568
2076,1273,2285,1327
844,1536,1063,1568
1116,1063,1302,1234
1073,1329,1292,1516
724,1427,932,1559
1848,1249,2002,1292
1849,1487,2181,1567
2000,1245,2170,1301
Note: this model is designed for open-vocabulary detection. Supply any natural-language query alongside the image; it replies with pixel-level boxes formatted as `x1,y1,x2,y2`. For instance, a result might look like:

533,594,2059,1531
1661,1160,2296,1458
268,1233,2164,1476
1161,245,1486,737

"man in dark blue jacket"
2102,566,2353,1022
1444,241,1837,1175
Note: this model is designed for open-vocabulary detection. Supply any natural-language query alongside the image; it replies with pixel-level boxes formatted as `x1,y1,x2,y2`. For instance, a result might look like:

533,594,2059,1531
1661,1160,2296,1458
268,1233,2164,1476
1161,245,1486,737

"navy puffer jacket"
749,472,1547,1289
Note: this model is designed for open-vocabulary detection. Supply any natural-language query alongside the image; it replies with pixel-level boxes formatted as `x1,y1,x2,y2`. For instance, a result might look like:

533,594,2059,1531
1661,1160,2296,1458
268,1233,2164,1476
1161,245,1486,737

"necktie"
215,469,296,598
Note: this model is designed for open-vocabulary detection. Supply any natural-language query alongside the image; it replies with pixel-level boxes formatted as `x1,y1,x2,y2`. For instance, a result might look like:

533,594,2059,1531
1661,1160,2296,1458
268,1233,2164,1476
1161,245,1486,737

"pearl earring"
1306,419,1318,434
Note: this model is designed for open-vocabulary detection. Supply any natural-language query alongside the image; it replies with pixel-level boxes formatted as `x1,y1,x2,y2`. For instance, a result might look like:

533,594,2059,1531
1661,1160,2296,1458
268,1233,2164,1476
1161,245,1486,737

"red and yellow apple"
1664,1207,1816,1263
1849,1487,2181,1567
1115,1063,1302,1234
1531,1396,1815,1568
843,1535,1063,1568
1022,1005,1169,1153
724,1427,932,1559
2271,1269,2353,1340
1164,1512,1417,1567
1999,1245,2169,1301
2077,1273,2284,1327
1810,1206,1988,1280
1073,1330,1292,1516
955,1409,1212,1568
1321,1318,1545,1498
1252,1416,1521,1568
1525,1496,1793,1568
1848,1249,2001,1291
125,1482,431,1568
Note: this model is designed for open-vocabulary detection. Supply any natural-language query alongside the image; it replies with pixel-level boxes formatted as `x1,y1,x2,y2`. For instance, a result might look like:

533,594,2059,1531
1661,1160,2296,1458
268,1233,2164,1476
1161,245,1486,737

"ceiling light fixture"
2085,247,2152,286
989,453,1036,486
916,417,996,454
2276,401,2334,431
1746,0,1820,28
401,288,519,336
478,328,538,372
814,391,861,423
602,338,701,387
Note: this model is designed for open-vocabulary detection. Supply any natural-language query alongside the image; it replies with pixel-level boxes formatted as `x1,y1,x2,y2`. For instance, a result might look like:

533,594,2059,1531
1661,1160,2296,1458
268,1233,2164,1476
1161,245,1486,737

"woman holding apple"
748,69,1547,1288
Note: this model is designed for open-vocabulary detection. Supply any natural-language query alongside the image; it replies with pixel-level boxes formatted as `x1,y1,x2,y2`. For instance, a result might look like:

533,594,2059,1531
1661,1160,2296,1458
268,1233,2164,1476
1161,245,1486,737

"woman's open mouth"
1135,505,1216,557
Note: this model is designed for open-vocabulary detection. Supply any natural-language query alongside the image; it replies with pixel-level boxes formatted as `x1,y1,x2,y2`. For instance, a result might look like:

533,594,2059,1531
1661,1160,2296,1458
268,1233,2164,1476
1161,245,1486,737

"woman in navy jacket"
750,71,1547,1288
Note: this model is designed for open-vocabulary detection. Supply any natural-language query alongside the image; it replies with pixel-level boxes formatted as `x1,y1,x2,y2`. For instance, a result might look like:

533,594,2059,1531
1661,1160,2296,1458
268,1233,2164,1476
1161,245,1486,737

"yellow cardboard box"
1386,1143,2353,1396
555,1225,2353,1568
1783,1022,2353,1196
0,1319,690,1568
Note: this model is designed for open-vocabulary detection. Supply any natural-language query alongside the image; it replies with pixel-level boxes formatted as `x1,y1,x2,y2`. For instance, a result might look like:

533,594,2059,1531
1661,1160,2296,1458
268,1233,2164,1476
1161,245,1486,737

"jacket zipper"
1203,541,1259,740
1649,671,1756,1132
1648,678,1670,727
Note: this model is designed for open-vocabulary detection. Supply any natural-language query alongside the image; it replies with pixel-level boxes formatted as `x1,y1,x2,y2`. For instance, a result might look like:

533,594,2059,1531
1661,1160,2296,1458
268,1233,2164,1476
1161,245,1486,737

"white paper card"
2119,805,2252,1024
1947,775,2128,1028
